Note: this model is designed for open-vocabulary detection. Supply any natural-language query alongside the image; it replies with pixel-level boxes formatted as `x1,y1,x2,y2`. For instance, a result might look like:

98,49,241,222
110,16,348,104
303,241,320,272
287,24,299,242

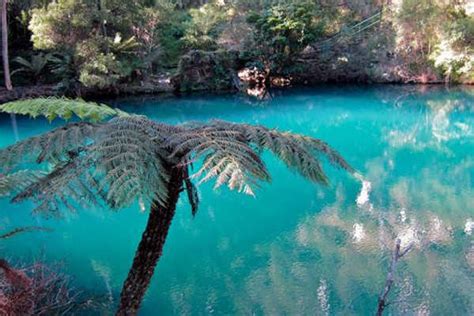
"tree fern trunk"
116,166,183,316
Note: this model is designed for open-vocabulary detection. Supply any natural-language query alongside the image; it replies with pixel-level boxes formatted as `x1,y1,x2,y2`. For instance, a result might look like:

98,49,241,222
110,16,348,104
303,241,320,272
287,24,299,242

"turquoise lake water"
0,85,473,315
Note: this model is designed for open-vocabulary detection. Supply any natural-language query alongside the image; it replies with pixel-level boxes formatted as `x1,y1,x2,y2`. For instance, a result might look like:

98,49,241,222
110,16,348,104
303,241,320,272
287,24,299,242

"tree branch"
0,226,52,240
376,239,414,316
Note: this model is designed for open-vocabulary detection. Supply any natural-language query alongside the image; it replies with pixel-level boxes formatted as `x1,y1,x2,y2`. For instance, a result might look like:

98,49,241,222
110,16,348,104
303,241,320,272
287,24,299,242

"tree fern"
0,113,353,213
0,98,354,315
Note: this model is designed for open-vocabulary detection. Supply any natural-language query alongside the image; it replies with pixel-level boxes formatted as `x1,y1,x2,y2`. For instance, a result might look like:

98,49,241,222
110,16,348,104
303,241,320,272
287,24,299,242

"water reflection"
240,170,472,314
10,114,19,141
386,91,473,151
1,86,473,314
232,89,473,314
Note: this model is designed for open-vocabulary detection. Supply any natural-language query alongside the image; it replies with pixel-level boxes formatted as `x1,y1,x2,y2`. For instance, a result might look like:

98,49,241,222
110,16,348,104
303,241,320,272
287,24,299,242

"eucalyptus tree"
0,98,354,315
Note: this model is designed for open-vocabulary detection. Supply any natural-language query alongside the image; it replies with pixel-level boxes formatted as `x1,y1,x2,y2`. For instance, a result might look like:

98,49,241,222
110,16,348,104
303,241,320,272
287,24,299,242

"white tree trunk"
1,0,12,91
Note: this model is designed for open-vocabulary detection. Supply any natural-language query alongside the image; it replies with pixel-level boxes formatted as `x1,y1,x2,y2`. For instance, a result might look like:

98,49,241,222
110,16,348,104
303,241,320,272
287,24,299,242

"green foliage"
397,0,441,56
398,0,440,28
175,50,238,91
49,52,80,93
110,35,141,54
73,34,142,89
394,0,474,82
246,1,326,72
396,0,473,82
28,0,94,51
10,0,474,88
0,98,352,214
0,98,128,122
74,35,141,89
11,53,56,83
182,3,227,50
157,10,189,67
77,51,125,89
447,9,474,48
428,7,474,82
26,0,157,89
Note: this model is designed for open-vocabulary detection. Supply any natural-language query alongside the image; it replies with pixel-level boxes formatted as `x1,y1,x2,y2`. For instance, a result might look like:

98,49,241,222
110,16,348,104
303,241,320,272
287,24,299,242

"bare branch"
376,239,414,316
0,226,52,240
398,241,415,259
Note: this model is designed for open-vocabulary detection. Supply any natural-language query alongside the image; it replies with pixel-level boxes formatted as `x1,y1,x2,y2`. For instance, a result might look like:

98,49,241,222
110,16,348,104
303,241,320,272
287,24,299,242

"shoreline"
1,81,472,104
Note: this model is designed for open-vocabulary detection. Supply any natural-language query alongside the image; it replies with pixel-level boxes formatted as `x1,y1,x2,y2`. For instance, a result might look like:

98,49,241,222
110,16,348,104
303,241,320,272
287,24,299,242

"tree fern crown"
0,99,353,215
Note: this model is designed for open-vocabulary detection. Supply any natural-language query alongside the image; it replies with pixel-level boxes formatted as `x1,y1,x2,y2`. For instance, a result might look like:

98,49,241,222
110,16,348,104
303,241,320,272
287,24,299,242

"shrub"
29,0,93,51
246,1,326,73
182,3,227,51
27,0,156,89
430,7,474,82
11,53,56,84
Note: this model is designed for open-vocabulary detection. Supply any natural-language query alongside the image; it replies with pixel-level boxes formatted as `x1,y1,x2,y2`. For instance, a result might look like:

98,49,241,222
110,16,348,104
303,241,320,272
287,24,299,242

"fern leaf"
0,113,353,215
0,122,99,171
205,120,354,183
166,125,270,195
0,170,46,197
11,116,170,213
0,98,129,123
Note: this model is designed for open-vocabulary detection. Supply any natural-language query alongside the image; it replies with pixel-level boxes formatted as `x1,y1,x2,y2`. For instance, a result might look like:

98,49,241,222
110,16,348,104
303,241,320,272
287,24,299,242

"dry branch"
376,239,414,316
0,226,52,240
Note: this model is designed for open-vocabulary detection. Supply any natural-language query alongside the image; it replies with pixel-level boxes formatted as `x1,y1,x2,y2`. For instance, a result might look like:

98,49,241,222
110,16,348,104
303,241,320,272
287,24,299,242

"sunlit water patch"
1,85,473,314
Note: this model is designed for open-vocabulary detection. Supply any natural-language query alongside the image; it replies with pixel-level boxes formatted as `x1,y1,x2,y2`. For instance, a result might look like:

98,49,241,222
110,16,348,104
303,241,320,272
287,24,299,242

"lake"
1,85,473,315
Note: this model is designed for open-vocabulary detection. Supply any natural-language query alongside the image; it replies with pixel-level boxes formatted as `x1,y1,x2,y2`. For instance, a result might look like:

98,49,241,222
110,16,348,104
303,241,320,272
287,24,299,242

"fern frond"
169,120,353,194
1,114,353,215
0,122,100,171
167,125,270,196
0,170,46,197
93,117,170,207
11,116,170,213
0,98,128,122
204,120,354,184
11,158,95,213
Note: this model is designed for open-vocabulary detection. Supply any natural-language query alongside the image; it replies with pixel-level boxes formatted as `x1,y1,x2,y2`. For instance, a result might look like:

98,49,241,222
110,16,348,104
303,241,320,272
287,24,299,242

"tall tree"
0,99,354,315
1,0,12,90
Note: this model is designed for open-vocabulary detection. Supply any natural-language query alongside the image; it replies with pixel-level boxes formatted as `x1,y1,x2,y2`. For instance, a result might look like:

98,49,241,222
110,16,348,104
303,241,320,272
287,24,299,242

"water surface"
1,85,473,315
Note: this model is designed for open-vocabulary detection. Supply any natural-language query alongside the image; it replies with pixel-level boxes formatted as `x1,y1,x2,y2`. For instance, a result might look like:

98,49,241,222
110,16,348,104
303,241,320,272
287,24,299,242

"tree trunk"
116,165,184,316
1,0,12,91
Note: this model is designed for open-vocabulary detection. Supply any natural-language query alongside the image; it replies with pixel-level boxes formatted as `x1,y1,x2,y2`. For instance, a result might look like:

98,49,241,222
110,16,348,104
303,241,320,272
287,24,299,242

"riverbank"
3,1,472,105
2,79,471,104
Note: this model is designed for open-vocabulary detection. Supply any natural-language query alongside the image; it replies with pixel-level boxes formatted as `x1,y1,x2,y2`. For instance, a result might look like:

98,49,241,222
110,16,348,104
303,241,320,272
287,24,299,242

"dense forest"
0,1,473,315
1,0,473,97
